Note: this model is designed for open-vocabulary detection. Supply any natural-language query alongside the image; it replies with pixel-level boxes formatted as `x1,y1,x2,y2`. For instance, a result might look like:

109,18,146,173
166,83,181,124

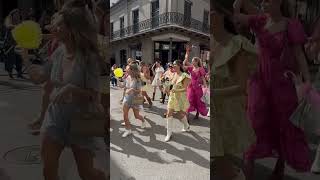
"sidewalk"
0,68,108,180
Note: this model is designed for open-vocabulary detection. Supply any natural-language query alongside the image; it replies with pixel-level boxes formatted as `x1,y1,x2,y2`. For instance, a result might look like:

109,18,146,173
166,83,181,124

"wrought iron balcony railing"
111,12,210,40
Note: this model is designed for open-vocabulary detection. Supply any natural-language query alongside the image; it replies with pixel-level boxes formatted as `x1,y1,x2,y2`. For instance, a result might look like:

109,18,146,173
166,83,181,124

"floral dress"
167,72,190,112
211,35,257,157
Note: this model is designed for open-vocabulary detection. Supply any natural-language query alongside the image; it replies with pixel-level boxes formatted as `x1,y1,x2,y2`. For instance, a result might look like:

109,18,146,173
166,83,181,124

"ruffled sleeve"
177,72,191,84
248,15,267,33
288,19,307,45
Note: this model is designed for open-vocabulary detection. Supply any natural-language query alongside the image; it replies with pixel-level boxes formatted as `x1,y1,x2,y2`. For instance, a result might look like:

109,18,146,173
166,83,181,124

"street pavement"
0,63,108,180
110,85,211,180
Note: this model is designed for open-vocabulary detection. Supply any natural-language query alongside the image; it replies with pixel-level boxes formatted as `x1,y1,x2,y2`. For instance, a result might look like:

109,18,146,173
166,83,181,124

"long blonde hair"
57,7,101,66
192,57,203,67
129,63,141,81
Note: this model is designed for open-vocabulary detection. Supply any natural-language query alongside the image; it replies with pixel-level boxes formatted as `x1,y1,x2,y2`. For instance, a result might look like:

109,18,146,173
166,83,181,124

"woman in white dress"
151,60,164,101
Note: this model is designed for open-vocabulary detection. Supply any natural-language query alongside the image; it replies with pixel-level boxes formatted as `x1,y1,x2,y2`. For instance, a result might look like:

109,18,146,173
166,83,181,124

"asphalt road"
110,85,211,180
0,71,108,180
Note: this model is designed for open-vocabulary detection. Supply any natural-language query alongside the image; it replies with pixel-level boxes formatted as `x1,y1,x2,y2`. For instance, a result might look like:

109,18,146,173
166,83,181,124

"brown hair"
129,63,141,80
57,7,101,67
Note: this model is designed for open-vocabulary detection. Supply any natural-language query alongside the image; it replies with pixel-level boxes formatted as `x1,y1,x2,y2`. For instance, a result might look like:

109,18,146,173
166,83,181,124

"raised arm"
233,0,254,27
183,45,192,67
242,0,259,14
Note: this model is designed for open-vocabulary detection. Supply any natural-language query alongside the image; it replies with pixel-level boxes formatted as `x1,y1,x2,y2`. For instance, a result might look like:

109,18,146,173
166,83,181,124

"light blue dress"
40,45,101,151
123,76,142,109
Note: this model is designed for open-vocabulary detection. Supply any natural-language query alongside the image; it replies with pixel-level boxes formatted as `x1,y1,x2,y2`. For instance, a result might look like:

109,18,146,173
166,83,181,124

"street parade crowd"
110,45,210,141
212,0,320,180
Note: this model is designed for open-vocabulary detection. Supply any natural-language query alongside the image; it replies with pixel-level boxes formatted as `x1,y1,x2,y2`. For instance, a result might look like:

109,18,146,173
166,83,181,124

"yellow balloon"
114,68,124,78
12,21,42,49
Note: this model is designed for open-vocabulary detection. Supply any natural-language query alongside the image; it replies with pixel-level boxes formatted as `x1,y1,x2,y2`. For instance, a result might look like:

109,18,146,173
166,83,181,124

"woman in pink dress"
234,0,311,179
183,46,208,119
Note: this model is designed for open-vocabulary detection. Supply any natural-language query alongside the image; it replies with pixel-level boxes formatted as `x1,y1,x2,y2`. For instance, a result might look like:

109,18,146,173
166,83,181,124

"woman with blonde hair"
164,60,191,142
27,7,106,180
183,47,208,120
121,63,146,137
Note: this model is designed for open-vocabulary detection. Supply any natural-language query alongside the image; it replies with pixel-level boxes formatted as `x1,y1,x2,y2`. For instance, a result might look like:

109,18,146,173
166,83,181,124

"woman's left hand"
53,84,74,104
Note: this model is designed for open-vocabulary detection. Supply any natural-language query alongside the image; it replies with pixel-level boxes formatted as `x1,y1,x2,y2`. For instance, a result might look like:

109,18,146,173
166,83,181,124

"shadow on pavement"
143,104,210,128
110,116,210,169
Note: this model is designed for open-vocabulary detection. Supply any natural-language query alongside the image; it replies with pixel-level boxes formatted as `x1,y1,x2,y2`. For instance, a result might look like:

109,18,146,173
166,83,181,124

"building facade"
110,0,210,67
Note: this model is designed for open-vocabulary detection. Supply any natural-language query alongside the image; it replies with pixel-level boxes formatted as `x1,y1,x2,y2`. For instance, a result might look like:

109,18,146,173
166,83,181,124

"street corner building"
110,0,210,66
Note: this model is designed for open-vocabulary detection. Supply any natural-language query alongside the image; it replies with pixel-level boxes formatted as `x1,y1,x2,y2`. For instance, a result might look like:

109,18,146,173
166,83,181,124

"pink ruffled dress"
245,15,311,171
186,66,208,116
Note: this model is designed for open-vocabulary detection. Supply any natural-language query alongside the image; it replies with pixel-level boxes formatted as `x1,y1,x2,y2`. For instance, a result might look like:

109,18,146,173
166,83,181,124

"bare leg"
41,135,64,180
122,104,131,137
133,108,146,129
71,145,106,180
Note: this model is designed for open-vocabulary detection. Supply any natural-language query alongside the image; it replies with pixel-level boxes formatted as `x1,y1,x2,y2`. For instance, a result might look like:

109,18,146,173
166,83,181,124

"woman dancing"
164,60,191,142
183,46,208,119
28,6,106,179
121,63,146,137
305,16,320,174
233,0,312,179
151,60,164,101
211,2,257,180
140,62,153,107
161,63,175,104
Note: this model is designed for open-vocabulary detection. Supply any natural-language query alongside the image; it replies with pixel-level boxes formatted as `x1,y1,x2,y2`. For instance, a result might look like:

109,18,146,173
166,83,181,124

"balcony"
111,12,210,41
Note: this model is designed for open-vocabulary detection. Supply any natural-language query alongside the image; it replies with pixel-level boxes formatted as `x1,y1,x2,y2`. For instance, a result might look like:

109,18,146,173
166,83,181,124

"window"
120,16,125,37
132,9,139,33
120,49,127,66
184,0,192,26
151,0,159,28
203,10,209,32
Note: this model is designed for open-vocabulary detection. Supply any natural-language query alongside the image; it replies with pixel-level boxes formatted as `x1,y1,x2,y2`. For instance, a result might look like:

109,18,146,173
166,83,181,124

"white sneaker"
141,121,146,129
121,122,125,126
122,129,131,137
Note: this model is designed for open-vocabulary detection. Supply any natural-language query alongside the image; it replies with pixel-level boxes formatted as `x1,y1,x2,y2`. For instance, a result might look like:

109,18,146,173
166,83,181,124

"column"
169,37,172,62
